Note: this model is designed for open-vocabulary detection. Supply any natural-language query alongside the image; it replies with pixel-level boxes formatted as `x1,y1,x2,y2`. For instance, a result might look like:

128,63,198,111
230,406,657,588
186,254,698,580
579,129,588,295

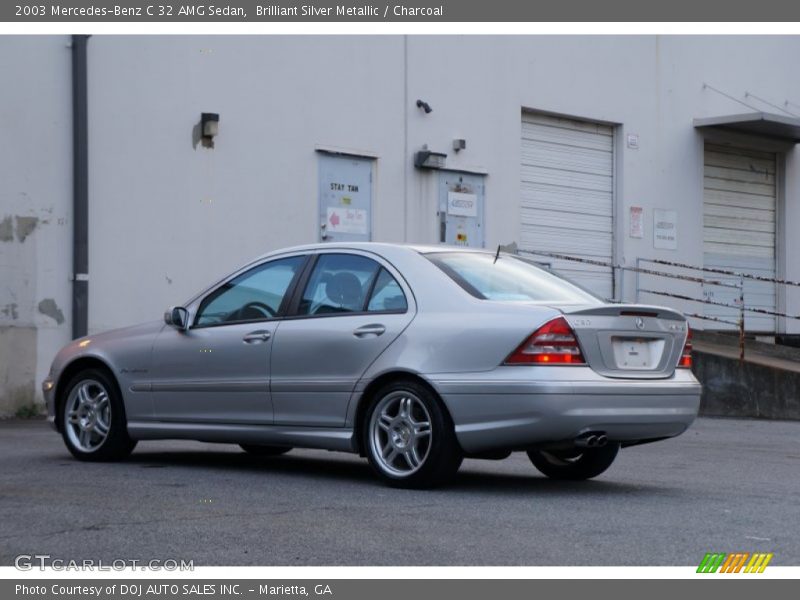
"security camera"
416,99,433,114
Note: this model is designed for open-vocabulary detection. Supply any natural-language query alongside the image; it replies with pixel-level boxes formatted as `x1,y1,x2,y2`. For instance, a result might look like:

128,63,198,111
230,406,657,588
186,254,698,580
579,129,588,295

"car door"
270,252,416,426
150,254,307,424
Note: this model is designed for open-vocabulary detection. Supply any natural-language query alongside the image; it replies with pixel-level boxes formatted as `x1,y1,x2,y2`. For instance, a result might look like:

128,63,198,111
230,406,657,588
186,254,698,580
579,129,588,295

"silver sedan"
43,243,701,488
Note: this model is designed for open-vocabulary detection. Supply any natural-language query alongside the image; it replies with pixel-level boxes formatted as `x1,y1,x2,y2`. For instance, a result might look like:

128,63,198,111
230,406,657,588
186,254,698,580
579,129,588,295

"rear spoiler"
561,304,686,321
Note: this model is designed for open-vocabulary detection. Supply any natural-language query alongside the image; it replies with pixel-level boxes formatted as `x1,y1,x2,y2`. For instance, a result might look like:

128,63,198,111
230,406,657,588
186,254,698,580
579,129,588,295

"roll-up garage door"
703,143,777,332
520,112,614,299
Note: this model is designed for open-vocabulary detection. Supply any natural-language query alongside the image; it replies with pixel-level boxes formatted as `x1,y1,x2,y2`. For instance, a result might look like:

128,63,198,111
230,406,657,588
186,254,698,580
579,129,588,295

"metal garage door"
703,143,777,332
520,112,614,299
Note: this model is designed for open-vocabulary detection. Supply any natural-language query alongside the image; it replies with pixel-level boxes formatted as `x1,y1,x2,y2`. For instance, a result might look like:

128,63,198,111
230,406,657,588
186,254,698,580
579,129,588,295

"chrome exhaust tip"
574,431,607,448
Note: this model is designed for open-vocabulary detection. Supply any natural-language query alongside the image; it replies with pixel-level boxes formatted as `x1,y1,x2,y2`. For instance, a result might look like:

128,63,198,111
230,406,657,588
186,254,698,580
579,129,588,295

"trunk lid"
559,304,689,379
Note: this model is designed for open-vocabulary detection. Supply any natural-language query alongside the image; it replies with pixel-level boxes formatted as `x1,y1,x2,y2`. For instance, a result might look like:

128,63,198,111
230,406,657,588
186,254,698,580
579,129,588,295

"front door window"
195,256,305,326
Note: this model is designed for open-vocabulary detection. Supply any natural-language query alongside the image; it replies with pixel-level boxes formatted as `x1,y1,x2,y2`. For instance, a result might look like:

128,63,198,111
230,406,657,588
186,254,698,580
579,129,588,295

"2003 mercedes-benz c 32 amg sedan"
44,243,701,488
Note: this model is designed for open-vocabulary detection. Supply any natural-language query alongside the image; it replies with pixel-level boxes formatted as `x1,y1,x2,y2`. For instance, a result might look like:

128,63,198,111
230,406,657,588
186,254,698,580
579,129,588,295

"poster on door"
447,192,478,217
326,207,368,235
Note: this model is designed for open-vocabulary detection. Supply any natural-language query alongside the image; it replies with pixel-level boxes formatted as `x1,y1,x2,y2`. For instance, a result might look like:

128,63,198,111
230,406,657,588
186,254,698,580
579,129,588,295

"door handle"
353,324,386,338
243,330,271,344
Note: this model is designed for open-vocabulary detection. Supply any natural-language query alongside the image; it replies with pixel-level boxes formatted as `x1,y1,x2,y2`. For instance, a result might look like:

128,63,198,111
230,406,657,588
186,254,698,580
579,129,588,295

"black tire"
240,444,292,456
362,380,462,489
527,444,620,480
60,368,136,462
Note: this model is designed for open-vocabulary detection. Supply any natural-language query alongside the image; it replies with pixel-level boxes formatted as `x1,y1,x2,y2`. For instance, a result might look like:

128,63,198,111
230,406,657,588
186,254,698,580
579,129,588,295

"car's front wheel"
363,380,462,489
527,444,620,480
240,444,292,456
61,368,136,461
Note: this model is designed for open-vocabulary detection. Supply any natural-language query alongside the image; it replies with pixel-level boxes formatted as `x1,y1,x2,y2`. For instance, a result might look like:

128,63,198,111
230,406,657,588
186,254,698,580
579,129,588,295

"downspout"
402,35,409,243
71,35,89,339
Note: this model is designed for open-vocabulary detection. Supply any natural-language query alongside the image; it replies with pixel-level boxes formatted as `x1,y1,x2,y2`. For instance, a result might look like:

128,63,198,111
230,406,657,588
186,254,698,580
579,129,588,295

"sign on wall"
629,206,644,238
447,191,478,218
653,209,678,250
318,153,373,243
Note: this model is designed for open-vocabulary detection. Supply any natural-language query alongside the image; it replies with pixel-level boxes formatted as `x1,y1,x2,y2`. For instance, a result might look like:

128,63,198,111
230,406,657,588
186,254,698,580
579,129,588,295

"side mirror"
164,306,190,331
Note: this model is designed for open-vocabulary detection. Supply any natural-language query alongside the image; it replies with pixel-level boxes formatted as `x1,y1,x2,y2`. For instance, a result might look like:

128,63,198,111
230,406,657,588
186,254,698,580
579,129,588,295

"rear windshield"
426,252,601,304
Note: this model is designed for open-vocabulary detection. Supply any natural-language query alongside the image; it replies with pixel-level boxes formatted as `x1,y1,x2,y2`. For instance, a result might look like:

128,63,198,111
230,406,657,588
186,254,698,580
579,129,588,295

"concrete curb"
694,350,800,420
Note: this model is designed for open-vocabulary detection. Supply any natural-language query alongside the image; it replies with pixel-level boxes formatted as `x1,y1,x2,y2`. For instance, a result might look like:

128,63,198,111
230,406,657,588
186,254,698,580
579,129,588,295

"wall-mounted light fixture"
416,99,433,114
414,149,447,169
201,112,220,139
452,138,466,153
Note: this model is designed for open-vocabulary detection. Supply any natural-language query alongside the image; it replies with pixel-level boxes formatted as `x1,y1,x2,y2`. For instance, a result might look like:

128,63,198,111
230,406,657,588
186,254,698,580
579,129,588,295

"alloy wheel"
64,379,112,452
369,391,432,477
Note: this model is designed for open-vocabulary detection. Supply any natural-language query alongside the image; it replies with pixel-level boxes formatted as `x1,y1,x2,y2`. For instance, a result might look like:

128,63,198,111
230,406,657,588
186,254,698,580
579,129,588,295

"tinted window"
298,254,380,316
195,256,305,326
367,268,408,312
426,252,600,304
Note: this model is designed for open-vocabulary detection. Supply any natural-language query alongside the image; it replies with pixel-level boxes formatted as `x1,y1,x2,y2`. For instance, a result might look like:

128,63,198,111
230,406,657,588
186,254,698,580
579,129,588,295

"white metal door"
703,143,777,332
318,153,372,243
438,171,485,247
520,112,614,299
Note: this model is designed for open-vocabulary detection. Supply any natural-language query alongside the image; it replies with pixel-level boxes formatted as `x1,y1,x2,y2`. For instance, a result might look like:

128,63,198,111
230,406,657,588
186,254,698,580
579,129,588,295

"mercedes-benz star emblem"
635,317,645,329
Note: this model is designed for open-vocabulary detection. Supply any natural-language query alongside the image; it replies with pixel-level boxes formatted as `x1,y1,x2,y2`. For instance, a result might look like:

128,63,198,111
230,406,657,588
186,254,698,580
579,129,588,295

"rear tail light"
505,316,585,365
678,326,692,368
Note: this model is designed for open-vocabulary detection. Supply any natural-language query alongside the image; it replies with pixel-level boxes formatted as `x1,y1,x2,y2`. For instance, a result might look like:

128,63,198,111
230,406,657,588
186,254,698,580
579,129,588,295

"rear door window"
296,254,409,316
298,254,380,316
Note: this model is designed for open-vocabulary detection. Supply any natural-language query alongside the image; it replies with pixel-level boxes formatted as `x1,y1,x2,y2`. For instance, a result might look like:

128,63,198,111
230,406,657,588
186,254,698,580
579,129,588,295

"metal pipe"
642,257,800,288
518,249,800,321
682,312,739,327
639,289,800,321
402,35,408,243
519,249,740,289
71,35,90,339
739,274,745,361
518,249,800,350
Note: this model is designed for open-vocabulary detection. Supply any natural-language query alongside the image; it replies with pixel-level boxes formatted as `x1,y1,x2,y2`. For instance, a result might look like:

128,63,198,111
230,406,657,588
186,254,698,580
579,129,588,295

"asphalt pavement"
0,417,798,566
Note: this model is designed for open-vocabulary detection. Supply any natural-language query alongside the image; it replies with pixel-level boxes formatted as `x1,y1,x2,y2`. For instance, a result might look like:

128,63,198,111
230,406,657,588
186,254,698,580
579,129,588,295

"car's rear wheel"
363,380,462,489
240,444,292,456
61,368,136,461
527,444,619,480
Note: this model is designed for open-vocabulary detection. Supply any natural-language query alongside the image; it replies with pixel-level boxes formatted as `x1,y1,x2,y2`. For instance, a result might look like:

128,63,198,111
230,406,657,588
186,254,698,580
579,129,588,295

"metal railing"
515,248,800,361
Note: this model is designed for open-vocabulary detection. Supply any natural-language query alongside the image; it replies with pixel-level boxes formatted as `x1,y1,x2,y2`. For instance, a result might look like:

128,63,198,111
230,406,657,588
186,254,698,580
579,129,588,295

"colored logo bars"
697,552,774,573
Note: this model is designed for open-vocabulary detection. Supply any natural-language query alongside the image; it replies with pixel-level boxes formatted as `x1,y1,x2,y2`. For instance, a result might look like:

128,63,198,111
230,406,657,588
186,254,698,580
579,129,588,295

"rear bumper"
428,367,701,453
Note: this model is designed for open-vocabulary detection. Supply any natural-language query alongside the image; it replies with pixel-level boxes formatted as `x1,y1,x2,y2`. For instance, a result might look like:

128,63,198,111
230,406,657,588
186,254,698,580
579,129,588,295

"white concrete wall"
0,36,73,415
86,36,407,333
86,35,800,337
406,36,800,330
5,35,800,412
